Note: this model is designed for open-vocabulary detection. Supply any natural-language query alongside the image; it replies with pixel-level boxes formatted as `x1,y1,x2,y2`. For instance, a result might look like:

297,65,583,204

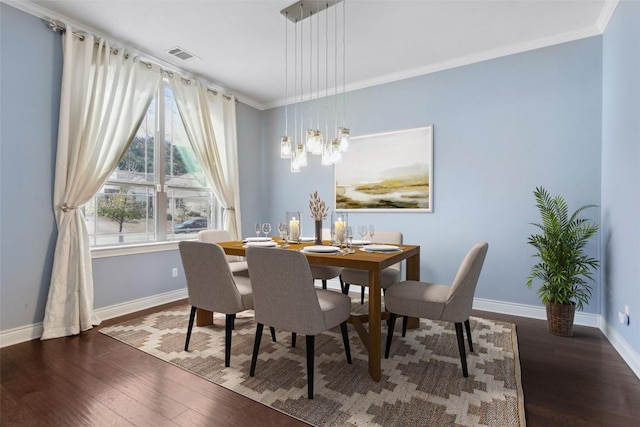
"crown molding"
264,23,606,110
2,0,266,110
595,0,620,33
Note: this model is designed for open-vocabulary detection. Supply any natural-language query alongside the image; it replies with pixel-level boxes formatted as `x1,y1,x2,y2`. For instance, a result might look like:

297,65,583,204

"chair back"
246,247,326,335
198,229,232,243
179,241,245,314
371,230,403,245
198,229,241,263
441,242,489,322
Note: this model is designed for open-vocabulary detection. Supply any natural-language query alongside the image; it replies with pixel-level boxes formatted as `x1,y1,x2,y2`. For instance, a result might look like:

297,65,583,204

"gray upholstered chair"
341,230,403,303
246,246,352,399
309,228,344,290
384,242,489,377
198,229,249,277
179,241,269,367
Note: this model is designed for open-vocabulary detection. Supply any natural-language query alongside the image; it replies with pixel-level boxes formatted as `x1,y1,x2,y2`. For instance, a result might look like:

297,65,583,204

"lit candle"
335,218,346,243
289,217,300,241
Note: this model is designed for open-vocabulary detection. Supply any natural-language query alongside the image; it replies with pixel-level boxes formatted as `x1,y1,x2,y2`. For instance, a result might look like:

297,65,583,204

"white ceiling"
17,0,615,110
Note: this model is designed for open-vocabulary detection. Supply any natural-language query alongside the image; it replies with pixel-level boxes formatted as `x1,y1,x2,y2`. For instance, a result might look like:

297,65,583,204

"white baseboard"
329,279,601,327
472,297,601,328
94,288,188,321
3,284,638,381
600,320,640,379
0,288,188,348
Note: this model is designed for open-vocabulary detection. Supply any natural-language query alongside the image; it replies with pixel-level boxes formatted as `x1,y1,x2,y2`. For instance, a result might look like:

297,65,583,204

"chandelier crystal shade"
279,0,350,172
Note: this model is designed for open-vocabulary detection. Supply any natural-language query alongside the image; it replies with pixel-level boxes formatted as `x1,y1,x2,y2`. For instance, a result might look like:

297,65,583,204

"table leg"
196,308,213,326
405,252,421,329
368,269,382,382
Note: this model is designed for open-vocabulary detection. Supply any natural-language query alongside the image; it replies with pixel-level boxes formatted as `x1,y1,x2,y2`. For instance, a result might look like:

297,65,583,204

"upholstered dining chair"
246,246,352,399
309,228,344,291
179,241,275,367
198,229,249,277
341,230,403,303
383,242,489,377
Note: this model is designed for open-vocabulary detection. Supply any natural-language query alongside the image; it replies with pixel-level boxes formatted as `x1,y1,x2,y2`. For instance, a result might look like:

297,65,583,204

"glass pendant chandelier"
279,0,349,172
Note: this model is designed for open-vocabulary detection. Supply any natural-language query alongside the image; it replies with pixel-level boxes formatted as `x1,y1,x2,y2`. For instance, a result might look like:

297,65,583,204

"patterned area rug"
100,302,525,426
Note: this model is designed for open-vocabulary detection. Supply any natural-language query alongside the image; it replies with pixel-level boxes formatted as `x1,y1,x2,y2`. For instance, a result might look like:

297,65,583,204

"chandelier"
279,0,350,172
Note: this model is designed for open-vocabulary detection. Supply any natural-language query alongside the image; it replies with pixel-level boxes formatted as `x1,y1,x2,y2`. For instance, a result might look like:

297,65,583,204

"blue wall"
262,37,603,312
602,0,640,353
1,3,61,329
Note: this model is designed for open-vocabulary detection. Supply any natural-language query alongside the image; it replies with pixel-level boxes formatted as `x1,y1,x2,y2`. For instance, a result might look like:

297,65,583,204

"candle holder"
331,211,348,248
286,211,301,243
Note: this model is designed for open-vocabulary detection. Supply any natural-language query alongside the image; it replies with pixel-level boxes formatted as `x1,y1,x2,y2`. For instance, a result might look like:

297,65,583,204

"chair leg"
338,276,346,294
270,326,277,342
464,319,473,352
292,332,297,348
306,335,315,399
385,313,397,359
454,322,469,377
340,322,352,364
321,279,328,290
342,282,351,296
249,323,264,377
360,286,365,304
224,314,235,367
402,316,408,338
184,306,197,351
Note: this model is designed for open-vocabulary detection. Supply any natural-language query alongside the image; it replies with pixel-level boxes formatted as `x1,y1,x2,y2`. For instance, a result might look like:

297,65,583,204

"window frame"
88,81,221,256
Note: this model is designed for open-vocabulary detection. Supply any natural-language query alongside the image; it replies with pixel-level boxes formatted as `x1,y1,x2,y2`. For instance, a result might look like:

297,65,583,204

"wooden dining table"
204,239,421,382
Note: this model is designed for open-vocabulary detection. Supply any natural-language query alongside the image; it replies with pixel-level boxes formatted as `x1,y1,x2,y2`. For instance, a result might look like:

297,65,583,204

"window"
85,84,221,247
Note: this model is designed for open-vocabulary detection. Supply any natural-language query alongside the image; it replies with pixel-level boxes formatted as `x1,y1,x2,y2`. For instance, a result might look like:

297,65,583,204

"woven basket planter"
546,302,576,336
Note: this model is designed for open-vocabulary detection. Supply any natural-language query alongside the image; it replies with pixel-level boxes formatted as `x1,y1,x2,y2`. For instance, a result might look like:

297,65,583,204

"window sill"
91,240,195,259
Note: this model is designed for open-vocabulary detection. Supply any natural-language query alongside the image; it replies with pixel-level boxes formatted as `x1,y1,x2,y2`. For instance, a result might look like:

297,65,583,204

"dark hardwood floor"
2,300,639,426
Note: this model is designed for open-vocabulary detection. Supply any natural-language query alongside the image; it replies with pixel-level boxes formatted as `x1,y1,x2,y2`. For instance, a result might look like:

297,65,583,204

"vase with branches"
309,191,329,245
526,186,600,336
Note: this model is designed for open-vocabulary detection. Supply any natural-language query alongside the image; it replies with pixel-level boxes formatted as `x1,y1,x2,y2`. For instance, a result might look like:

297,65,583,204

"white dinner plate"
361,244,401,252
244,237,273,242
288,237,315,243
301,245,341,254
243,241,278,248
350,239,371,246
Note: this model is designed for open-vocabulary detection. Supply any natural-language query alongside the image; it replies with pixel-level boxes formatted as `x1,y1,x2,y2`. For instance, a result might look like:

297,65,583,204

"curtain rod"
44,19,238,104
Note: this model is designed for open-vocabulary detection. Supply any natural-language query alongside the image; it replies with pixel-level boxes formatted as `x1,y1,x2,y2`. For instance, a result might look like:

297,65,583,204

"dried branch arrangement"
309,191,329,220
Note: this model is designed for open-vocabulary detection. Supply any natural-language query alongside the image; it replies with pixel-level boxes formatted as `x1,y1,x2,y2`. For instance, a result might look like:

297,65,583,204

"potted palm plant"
526,187,600,336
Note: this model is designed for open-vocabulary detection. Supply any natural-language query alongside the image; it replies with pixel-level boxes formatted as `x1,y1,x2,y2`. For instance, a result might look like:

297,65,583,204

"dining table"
200,238,421,382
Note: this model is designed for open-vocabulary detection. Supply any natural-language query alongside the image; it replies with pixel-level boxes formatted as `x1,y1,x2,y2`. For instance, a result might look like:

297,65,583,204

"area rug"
100,302,525,426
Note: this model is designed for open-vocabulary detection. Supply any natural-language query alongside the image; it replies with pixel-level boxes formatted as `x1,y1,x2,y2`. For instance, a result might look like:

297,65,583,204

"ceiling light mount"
280,0,342,23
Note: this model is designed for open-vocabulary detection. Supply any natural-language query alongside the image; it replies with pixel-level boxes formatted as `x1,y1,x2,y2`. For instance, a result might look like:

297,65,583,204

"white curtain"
168,77,242,239
42,27,162,340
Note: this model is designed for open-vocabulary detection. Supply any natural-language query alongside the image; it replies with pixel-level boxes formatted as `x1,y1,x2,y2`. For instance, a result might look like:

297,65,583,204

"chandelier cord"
284,12,289,136
342,0,347,127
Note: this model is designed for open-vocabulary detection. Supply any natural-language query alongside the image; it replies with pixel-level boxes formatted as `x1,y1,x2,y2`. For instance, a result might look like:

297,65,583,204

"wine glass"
261,222,271,238
358,225,368,242
368,224,375,242
254,222,262,238
346,226,354,252
278,223,286,241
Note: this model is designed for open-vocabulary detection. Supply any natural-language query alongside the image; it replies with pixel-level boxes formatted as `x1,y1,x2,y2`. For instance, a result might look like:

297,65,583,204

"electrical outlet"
172,267,178,278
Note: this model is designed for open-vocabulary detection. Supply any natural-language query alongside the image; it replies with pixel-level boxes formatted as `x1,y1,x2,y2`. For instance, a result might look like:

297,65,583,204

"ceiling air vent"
165,46,200,62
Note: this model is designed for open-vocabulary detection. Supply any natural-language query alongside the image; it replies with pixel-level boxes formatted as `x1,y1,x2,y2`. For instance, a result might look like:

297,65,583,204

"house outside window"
84,84,221,246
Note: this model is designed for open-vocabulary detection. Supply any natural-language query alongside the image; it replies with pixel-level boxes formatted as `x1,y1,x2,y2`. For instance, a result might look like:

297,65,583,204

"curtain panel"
168,77,242,239
42,27,162,340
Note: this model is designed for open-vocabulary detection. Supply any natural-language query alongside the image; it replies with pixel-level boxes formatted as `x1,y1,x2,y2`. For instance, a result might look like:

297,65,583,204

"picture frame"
335,125,433,212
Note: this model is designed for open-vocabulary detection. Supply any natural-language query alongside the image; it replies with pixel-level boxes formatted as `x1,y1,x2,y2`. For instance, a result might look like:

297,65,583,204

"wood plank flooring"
2,300,639,426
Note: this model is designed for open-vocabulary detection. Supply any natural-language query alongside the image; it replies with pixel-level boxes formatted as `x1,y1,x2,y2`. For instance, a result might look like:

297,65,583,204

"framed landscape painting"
335,125,433,212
